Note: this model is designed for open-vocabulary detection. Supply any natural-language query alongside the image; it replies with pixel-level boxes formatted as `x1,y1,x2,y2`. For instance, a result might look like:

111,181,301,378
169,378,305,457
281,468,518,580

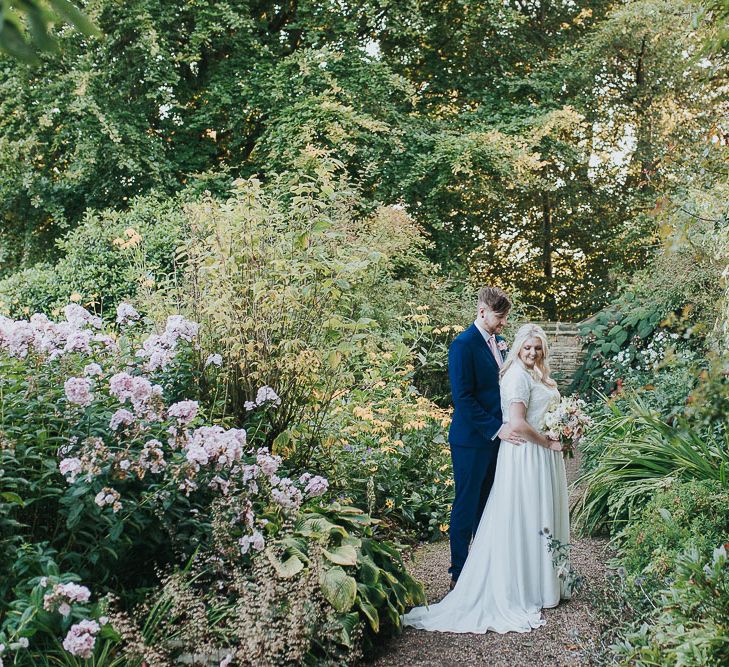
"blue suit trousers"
448,444,499,580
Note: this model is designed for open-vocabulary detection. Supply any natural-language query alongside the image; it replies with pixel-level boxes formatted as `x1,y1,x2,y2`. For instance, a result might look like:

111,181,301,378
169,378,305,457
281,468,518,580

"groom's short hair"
478,287,511,315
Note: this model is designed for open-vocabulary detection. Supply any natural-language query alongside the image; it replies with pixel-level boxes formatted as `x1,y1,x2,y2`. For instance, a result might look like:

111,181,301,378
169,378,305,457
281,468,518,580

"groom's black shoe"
449,578,457,591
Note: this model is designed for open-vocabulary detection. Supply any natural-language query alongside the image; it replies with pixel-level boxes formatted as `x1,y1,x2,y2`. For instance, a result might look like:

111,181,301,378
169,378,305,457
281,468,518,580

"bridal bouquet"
542,396,593,459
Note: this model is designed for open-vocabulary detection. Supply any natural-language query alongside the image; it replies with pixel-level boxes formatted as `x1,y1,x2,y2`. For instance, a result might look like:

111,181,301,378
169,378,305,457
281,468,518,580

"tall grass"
572,398,729,535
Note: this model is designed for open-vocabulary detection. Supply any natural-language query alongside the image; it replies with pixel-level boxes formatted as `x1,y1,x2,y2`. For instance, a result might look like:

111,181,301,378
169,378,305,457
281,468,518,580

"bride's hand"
545,437,562,452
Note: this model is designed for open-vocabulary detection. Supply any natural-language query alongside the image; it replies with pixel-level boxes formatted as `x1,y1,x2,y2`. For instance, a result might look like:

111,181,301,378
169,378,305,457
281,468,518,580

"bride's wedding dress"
403,363,570,634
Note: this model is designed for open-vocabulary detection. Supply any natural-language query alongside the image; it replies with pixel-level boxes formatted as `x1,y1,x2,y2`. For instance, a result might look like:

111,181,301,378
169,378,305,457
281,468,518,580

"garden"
0,0,727,665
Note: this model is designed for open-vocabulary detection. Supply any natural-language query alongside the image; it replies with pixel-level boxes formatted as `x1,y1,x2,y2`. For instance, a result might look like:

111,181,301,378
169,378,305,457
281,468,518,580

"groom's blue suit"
448,323,506,580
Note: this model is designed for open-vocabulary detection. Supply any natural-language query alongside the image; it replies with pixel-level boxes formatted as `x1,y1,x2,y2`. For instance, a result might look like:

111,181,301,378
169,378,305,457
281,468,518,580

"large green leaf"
321,566,357,612
322,544,358,566
267,549,305,579
357,598,380,632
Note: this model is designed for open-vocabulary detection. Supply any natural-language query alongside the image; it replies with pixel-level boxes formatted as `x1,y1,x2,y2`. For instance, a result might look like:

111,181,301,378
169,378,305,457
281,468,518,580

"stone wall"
533,321,584,390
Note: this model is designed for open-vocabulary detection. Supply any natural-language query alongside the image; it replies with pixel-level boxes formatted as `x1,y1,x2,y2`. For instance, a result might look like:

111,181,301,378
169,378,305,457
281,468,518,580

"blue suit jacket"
448,324,505,448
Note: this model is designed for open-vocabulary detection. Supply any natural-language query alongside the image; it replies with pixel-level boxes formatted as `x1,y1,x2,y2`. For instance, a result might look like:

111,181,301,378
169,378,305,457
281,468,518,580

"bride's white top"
403,363,570,634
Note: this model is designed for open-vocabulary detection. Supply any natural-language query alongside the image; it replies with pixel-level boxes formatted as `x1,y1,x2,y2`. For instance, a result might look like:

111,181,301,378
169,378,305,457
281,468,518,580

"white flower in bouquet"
542,396,593,458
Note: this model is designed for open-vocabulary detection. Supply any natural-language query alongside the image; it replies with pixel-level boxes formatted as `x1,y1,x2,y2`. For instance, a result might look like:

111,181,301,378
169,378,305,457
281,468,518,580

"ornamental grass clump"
572,397,729,536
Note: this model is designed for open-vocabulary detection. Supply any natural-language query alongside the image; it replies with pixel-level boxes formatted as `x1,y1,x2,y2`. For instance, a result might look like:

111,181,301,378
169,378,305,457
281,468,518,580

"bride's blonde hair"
499,323,558,388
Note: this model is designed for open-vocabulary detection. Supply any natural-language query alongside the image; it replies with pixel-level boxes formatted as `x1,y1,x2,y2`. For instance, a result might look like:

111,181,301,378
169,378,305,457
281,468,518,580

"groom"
447,286,523,588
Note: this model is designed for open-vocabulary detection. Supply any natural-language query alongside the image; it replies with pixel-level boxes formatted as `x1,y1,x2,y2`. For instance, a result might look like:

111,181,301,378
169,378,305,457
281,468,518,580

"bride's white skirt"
403,440,570,634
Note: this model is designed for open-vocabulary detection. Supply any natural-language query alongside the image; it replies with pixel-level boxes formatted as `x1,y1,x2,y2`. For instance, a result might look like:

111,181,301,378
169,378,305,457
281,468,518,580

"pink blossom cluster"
244,385,282,411
64,305,102,330
184,426,247,471
0,307,119,361
256,448,281,476
94,487,122,512
270,477,304,510
139,439,166,475
43,582,91,617
59,457,83,483
238,530,265,555
299,473,329,498
116,302,140,326
135,315,199,371
168,400,199,425
64,377,94,407
109,372,163,419
109,408,135,431
62,620,100,659
84,363,103,377
205,353,223,367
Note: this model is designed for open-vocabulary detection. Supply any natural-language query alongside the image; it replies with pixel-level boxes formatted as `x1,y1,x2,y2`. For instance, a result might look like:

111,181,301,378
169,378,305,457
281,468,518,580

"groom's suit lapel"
468,324,499,372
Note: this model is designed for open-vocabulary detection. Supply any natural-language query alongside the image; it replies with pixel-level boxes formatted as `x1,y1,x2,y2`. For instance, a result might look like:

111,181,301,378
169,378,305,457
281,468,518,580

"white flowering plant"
542,396,593,458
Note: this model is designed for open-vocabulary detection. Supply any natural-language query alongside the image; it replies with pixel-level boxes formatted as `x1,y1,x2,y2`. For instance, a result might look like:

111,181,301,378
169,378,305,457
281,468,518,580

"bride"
403,323,570,634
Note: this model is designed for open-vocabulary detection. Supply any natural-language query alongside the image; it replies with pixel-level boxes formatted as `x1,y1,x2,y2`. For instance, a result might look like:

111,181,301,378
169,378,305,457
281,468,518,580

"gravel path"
369,454,609,666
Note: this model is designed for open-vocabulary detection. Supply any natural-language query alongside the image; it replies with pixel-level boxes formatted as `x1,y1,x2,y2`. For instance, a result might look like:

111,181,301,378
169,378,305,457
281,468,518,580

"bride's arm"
506,402,561,451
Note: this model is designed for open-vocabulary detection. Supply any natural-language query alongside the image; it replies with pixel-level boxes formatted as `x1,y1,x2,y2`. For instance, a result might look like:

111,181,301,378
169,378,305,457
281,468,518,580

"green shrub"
573,399,729,536
614,545,729,666
315,371,454,541
0,305,424,664
0,193,185,320
616,480,729,577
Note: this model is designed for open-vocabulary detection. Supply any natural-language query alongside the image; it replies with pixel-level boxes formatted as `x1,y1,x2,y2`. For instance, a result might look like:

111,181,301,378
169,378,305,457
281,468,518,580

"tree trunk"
542,192,557,319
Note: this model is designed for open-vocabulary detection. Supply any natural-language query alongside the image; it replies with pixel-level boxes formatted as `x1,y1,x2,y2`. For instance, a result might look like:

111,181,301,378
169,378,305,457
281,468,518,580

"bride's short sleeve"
501,367,531,410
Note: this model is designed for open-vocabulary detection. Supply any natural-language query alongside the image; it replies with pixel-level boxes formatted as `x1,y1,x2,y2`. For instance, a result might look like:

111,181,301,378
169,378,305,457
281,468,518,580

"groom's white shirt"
474,319,502,441
474,318,492,344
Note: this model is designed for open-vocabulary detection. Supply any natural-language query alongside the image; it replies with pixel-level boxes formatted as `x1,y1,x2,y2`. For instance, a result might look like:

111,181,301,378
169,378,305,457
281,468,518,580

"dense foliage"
2,0,725,318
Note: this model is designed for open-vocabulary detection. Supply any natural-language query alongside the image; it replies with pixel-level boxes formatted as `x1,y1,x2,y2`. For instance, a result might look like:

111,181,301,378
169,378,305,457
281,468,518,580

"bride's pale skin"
506,336,563,451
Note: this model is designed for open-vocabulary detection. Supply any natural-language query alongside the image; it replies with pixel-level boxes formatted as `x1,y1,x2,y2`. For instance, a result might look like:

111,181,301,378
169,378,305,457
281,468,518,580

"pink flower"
271,478,303,511
64,304,102,330
62,620,100,659
109,409,135,431
59,457,83,483
94,487,121,512
303,475,329,498
168,400,199,425
256,448,281,477
116,302,140,325
139,440,166,474
109,372,134,401
255,385,281,407
64,377,94,407
165,315,199,343
184,426,246,471
84,363,103,377
205,353,223,367
239,530,265,555
63,330,93,354
43,582,91,614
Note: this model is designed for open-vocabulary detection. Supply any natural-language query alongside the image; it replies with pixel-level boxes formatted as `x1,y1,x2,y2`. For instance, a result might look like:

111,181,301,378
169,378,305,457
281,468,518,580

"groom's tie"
488,334,503,369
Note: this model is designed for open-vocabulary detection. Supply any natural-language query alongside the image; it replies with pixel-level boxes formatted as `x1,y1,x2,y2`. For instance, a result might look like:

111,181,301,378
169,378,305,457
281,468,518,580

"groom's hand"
497,424,526,445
